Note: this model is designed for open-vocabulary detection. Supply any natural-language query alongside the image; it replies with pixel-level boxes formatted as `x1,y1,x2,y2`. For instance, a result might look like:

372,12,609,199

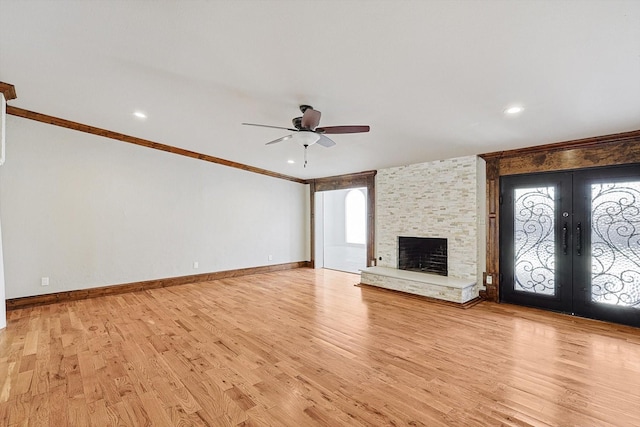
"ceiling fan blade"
242,123,298,132
315,125,370,134
265,135,293,145
316,134,336,148
301,108,321,130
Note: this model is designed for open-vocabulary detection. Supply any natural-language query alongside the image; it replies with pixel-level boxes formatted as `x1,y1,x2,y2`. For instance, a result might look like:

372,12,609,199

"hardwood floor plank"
12,370,33,398
87,399,118,427
171,385,201,415
47,385,68,427
138,391,175,426
0,361,17,403
1,268,639,426
67,396,90,426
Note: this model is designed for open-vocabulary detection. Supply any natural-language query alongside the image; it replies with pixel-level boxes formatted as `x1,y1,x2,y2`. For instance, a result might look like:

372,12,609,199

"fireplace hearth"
398,237,447,276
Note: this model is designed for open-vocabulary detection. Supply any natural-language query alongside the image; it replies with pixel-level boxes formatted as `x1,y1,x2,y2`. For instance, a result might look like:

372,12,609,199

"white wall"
0,116,309,299
376,155,485,291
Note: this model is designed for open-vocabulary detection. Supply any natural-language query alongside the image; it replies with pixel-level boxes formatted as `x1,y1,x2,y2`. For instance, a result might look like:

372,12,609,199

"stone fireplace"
359,155,485,305
374,155,484,283
398,237,447,276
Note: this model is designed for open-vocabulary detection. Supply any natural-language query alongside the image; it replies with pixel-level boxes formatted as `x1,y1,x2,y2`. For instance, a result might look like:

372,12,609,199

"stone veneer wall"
376,155,485,288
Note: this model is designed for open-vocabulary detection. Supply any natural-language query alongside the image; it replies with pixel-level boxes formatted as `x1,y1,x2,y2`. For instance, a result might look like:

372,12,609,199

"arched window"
345,189,366,244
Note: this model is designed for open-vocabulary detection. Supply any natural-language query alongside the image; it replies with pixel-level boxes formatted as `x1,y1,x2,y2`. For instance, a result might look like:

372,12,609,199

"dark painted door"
500,164,640,327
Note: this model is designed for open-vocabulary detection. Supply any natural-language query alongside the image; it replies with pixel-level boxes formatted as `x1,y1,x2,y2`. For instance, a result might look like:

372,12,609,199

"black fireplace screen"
398,237,448,276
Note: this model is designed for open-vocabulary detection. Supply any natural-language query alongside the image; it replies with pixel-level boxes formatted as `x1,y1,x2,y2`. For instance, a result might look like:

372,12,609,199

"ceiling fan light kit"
297,132,321,146
242,105,370,167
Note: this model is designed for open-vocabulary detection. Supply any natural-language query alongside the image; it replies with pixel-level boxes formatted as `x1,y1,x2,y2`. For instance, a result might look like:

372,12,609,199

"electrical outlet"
193,261,199,269
41,277,49,287
486,274,493,285
268,254,273,261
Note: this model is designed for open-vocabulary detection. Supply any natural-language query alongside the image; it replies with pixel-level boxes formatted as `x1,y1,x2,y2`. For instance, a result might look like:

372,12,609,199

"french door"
500,164,640,327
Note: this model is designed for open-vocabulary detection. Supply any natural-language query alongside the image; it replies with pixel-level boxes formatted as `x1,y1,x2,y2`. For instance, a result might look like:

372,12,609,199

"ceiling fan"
242,105,370,167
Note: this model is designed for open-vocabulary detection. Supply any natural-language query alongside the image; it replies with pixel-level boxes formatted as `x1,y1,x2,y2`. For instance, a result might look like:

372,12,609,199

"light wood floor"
1,268,639,426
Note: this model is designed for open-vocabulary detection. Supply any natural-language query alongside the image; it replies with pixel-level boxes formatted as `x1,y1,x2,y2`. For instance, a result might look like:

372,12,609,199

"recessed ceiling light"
287,160,295,164
133,111,147,119
504,106,524,115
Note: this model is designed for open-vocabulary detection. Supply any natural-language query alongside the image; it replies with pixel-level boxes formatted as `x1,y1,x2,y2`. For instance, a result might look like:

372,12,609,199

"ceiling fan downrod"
303,144,308,168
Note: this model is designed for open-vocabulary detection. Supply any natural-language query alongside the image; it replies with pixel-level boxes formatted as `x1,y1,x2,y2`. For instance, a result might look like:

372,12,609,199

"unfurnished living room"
1,1,639,426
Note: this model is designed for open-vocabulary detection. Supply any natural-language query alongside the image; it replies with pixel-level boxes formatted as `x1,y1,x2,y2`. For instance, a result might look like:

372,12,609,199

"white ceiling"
1,1,639,180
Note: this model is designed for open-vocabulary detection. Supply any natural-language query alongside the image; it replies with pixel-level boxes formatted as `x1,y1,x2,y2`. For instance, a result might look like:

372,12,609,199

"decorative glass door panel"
513,187,556,296
590,181,640,308
501,165,640,327
500,173,572,313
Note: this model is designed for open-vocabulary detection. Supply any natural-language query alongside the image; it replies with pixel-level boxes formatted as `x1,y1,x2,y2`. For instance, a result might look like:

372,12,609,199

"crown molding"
7,106,307,184
0,82,17,101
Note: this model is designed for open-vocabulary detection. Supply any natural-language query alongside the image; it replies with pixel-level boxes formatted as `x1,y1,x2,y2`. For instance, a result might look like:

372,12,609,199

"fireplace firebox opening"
398,237,447,276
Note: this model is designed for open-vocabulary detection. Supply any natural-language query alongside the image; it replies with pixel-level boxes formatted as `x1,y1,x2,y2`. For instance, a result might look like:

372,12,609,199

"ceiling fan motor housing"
292,116,303,129
242,104,369,148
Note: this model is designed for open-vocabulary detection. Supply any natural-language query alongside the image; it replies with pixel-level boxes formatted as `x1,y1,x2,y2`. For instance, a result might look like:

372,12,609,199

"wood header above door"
479,128,640,302
310,170,377,192
309,170,377,269
480,129,640,176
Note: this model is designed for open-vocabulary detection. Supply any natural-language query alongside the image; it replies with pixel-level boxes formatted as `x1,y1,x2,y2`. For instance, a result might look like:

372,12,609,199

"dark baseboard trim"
356,283,483,309
6,261,311,310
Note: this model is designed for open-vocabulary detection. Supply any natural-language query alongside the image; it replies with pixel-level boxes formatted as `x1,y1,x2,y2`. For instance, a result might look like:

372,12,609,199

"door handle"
562,223,568,255
576,222,582,256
